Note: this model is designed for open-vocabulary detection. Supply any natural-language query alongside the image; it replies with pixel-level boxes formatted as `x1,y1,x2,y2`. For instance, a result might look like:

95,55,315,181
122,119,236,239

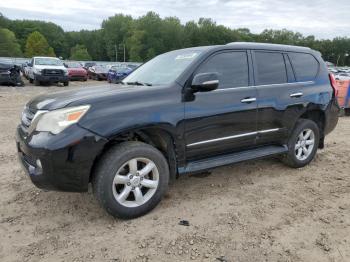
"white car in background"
335,73,350,80
28,57,69,86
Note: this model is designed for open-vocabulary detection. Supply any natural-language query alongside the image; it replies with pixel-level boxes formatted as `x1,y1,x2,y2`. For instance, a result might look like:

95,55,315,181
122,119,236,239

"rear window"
255,52,287,85
288,53,319,81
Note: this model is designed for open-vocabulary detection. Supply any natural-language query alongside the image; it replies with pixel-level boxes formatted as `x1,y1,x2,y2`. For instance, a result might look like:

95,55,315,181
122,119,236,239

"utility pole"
123,44,126,62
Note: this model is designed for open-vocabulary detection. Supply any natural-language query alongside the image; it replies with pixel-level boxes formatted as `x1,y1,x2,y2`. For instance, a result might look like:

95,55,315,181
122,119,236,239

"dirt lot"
0,80,349,262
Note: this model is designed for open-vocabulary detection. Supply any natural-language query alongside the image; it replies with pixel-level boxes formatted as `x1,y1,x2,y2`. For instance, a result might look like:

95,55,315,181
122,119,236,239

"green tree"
0,28,23,57
8,20,68,57
102,14,133,61
69,44,92,60
66,29,108,61
24,31,55,57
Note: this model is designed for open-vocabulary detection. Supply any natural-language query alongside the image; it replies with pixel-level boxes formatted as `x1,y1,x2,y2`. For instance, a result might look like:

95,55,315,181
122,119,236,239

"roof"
33,56,60,59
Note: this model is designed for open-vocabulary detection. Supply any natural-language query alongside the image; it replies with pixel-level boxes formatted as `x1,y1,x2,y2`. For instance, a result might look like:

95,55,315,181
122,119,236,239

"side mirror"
191,72,219,92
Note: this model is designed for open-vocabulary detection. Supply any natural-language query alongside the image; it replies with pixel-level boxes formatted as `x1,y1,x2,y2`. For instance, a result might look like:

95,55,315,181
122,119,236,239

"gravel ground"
0,80,349,262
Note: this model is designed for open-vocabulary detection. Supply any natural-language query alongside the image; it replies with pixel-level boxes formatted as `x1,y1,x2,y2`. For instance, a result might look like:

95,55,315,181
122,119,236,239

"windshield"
35,58,63,66
122,50,201,86
66,62,82,68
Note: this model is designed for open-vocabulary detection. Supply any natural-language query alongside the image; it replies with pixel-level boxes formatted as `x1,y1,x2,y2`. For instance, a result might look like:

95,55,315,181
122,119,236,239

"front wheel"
93,141,169,219
282,119,320,168
63,81,69,86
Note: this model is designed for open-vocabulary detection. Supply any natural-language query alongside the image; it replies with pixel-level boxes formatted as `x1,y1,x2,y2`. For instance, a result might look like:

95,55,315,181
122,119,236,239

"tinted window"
289,53,319,81
255,52,287,85
197,51,249,89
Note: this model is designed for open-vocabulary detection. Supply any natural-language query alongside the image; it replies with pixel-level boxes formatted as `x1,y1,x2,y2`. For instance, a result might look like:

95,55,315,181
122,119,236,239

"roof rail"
226,42,311,50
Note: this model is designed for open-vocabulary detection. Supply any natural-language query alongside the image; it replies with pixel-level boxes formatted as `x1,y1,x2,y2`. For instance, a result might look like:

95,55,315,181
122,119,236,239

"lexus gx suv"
16,42,339,218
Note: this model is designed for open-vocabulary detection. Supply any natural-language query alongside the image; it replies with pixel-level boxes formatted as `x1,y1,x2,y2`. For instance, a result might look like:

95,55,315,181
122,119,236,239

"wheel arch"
89,125,181,183
299,109,326,148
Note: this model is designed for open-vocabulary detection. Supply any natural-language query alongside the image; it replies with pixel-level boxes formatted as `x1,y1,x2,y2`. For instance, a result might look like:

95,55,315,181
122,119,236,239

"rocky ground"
0,80,349,262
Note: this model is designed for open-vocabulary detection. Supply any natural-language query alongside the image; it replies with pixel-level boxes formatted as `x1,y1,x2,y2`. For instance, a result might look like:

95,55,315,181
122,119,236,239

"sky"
1,0,349,39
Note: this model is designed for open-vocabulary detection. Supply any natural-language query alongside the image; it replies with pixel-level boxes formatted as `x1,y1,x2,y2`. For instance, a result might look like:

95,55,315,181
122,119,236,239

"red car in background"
64,62,88,81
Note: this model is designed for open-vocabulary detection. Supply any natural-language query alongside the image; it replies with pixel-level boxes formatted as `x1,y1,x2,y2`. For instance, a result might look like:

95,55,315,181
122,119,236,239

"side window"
288,53,319,81
196,51,249,89
255,52,287,85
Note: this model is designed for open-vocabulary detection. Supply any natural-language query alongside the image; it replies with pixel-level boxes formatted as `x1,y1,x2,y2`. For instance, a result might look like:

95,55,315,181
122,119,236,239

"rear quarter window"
288,53,319,82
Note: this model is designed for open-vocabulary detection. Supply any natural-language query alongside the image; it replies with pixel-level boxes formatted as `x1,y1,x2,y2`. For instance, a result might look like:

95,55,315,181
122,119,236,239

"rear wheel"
29,78,33,84
282,119,320,168
93,141,169,219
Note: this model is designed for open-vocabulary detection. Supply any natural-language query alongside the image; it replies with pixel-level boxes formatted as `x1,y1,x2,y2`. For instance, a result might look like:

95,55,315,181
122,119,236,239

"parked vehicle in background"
107,66,133,83
28,57,69,86
334,77,350,116
64,62,88,81
16,43,339,219
0,63,24,86
87,65,109,80
126,64,140,70
21,62,30,79
82,62,96,71
335,73,350,80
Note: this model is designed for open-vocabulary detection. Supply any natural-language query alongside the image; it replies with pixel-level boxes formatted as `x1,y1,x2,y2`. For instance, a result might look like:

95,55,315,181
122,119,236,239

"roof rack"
225,42,311,50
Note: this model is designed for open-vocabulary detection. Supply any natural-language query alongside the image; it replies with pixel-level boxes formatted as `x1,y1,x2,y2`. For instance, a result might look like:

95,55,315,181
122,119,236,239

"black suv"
16,42,339,218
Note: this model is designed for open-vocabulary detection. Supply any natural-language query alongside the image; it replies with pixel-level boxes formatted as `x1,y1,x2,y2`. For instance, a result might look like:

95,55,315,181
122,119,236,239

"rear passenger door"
253,51,319,146
184,50,258,160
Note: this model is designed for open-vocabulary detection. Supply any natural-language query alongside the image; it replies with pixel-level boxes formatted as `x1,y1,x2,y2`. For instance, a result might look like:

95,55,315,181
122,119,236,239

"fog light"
36,159,42,169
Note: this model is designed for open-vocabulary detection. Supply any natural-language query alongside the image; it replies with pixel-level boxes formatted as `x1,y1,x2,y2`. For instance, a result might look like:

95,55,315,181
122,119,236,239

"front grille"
21,107,37,133
42,69,64,76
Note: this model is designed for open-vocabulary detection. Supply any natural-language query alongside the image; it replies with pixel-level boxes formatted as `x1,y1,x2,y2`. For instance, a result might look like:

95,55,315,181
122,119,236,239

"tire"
29,78,33,84
93,141,169,219
34,79,40,86
63,81,69,86
282,119,320,168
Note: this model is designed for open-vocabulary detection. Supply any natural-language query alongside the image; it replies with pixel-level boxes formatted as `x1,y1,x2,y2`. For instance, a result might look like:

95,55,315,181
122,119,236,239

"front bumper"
69,74,87,81
34,73,69,83
16,124,107,192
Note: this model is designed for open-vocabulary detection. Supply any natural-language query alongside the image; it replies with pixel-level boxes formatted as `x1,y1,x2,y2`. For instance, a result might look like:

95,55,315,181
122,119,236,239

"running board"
179,145,288,174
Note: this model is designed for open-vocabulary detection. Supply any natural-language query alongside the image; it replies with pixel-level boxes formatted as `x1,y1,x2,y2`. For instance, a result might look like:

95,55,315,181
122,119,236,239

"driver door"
184,50,258,161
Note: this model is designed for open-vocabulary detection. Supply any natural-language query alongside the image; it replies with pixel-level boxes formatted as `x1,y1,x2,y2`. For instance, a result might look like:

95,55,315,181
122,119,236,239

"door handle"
290,92,303,98
241,97,256,103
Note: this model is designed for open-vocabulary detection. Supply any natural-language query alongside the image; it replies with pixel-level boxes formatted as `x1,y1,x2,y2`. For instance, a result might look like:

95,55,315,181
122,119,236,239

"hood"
34,64,67,70
26,84,163,111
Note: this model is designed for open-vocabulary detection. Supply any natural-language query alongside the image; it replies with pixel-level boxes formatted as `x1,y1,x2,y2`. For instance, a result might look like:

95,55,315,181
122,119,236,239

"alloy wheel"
295,128,315,161
112,158,159,208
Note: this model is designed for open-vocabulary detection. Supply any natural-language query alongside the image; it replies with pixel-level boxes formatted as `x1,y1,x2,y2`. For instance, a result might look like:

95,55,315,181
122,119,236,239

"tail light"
329,73,338,97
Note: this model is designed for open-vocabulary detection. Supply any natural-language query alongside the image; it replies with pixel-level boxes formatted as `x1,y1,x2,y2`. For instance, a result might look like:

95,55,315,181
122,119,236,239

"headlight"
34,69,42,75
34,105,90,134
63,70,68,76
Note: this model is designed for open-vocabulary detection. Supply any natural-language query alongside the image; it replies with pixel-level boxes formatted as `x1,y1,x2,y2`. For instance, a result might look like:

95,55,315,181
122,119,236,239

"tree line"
0,12,349,65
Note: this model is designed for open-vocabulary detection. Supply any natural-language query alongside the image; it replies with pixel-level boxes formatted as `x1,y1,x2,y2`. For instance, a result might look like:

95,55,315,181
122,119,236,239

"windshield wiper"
124,81,152,86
